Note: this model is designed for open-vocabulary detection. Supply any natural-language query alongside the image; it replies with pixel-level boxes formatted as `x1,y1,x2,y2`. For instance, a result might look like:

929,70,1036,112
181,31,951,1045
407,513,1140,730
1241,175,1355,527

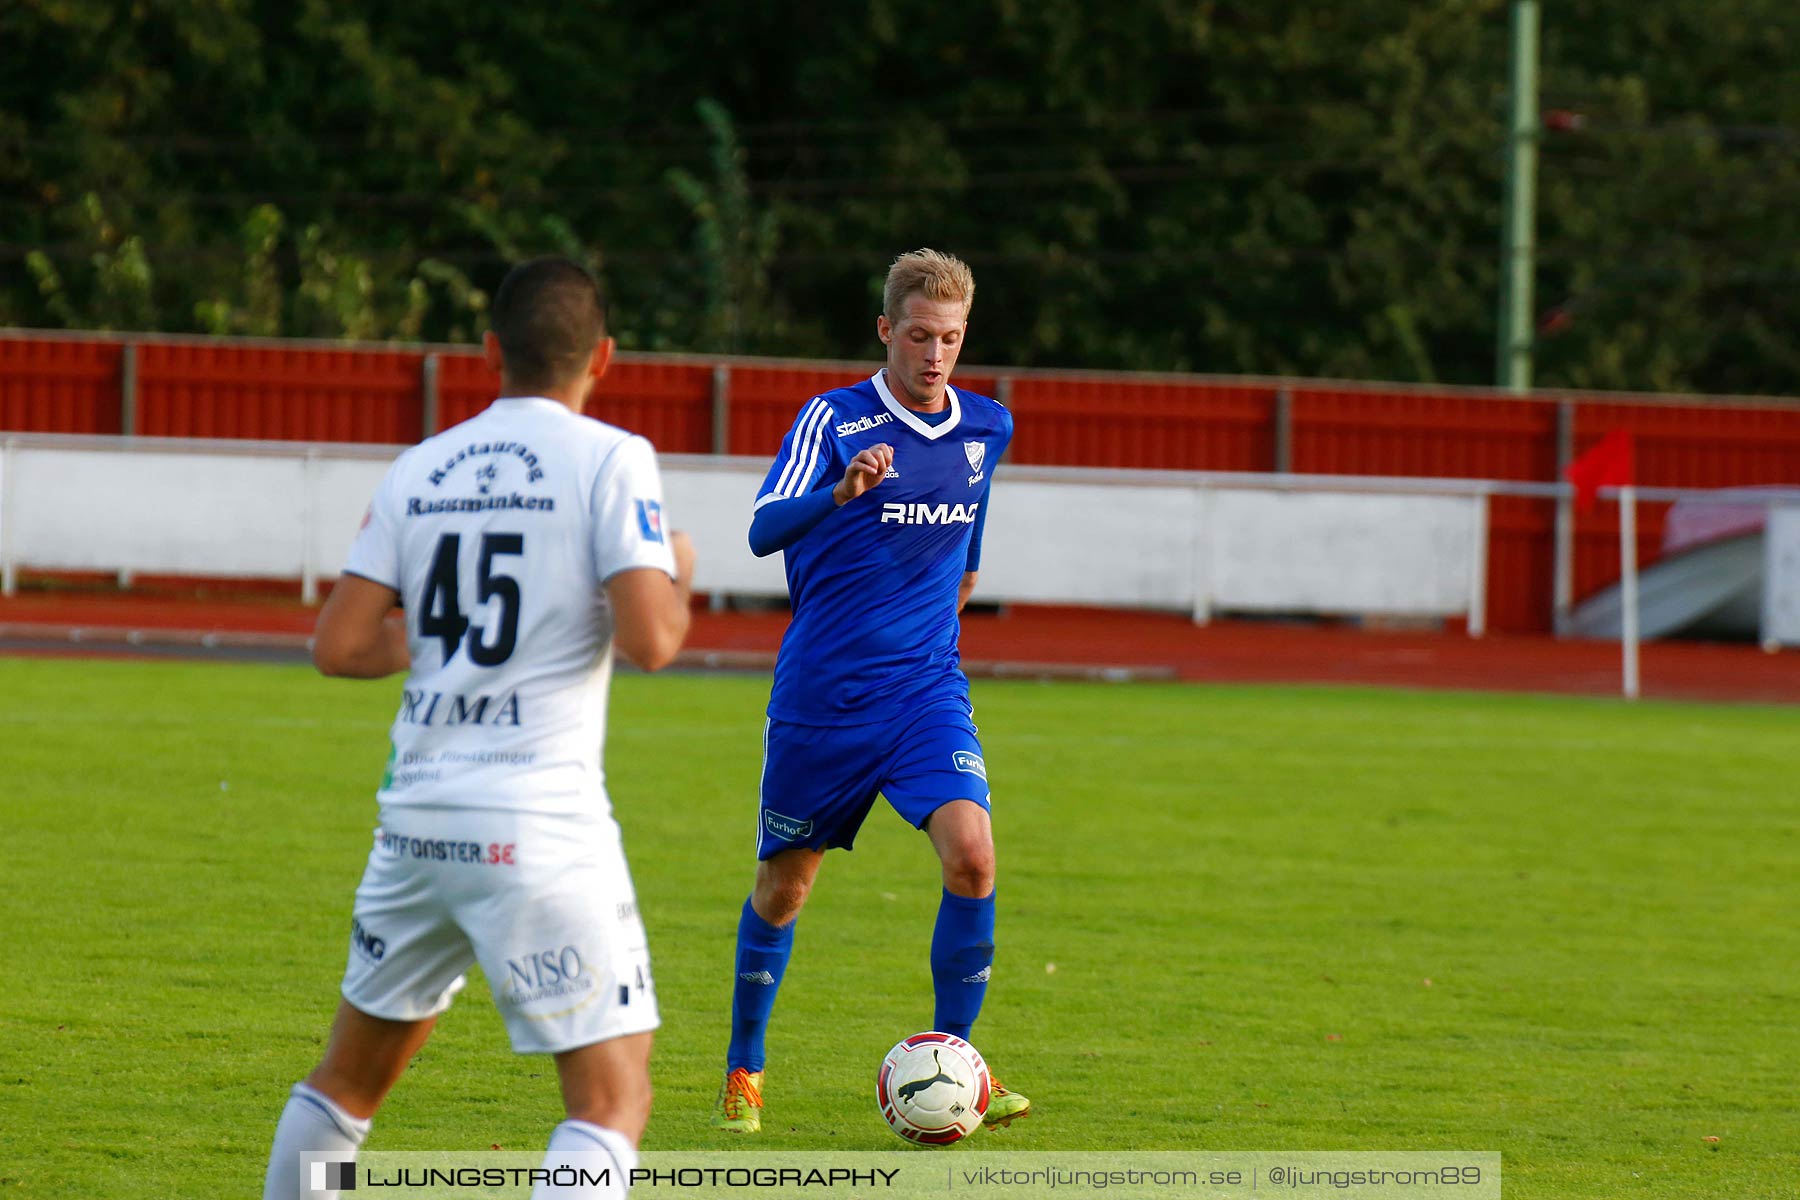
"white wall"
1205,490,1484,620
9,447,312,577
976,480,1202,609
0,437,1488,628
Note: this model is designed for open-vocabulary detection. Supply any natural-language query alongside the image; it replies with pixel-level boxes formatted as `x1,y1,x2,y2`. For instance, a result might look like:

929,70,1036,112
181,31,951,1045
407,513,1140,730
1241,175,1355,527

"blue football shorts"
755,704,992,859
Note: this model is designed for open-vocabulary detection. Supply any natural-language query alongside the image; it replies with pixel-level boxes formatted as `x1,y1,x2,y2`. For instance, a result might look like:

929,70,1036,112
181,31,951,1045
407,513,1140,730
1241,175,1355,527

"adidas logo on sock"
961,966,992,984
738,970,776,985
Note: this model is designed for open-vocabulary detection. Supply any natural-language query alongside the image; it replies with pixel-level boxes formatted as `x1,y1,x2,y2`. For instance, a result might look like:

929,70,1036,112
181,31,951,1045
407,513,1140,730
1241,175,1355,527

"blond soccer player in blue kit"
711,249,1030,1135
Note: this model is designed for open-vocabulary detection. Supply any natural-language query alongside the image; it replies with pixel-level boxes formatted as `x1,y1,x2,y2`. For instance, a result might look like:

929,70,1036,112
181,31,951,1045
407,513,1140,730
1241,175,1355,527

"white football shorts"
339,807,657,1054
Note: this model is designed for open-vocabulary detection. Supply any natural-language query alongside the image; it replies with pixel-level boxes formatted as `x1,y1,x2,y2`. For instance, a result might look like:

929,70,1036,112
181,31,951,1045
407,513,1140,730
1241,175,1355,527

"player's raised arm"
607,530,696,672
748,443,892,557
312,573,409,678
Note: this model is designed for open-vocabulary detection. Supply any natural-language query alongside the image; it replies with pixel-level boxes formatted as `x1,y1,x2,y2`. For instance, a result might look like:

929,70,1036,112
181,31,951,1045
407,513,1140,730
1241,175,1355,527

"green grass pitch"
1,656,1796,1197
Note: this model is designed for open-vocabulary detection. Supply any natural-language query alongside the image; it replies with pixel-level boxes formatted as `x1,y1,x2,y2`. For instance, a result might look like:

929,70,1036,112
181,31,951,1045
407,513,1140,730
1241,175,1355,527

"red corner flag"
1565,430,1634,514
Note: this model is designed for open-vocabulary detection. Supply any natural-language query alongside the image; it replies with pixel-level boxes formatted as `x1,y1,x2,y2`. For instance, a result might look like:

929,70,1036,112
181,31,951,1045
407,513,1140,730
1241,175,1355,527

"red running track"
1,586,1794,705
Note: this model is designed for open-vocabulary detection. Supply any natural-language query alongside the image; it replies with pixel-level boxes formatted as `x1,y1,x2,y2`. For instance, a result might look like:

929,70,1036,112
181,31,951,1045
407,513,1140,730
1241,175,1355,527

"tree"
2,0,1795,395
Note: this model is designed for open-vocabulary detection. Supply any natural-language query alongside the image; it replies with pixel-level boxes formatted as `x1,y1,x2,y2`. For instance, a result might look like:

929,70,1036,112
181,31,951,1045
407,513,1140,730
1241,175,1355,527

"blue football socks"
931,887,996,1040
727,896,796,1072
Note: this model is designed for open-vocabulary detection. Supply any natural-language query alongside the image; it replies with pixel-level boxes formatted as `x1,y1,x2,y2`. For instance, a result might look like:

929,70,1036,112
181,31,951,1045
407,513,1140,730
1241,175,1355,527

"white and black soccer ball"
876,1032,990,1145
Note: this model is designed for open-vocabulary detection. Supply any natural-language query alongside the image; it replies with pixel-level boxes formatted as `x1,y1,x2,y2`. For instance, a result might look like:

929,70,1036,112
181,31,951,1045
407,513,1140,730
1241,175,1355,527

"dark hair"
489,256,608,393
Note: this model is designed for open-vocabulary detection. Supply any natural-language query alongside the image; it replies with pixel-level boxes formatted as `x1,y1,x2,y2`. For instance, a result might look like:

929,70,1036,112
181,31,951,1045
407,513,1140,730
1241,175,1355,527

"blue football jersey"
756,371,1014,725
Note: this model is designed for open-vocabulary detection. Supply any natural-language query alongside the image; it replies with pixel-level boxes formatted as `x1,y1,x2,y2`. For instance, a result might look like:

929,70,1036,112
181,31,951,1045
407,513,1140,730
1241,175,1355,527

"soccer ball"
876,1032,990,1144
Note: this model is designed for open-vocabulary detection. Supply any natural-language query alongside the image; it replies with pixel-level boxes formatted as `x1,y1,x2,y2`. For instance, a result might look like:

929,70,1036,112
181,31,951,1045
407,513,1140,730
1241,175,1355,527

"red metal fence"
137,342,425,443
5,329,1799,633
0,336,124,435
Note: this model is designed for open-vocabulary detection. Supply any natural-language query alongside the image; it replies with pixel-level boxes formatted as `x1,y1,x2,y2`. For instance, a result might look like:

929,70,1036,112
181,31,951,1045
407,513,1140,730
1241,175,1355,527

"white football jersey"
343,397,677,817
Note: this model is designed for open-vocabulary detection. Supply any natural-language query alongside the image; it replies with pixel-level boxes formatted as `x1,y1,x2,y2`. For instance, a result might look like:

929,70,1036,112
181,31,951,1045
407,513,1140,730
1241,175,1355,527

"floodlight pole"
1496,0,1540,393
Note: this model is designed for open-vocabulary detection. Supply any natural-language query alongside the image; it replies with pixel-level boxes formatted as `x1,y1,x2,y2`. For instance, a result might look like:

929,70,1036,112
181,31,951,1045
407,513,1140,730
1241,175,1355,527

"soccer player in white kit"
261,258,696,1200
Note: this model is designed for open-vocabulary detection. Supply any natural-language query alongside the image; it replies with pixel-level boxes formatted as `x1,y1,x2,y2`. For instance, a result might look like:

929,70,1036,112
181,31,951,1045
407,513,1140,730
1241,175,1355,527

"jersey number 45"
419,532,524,666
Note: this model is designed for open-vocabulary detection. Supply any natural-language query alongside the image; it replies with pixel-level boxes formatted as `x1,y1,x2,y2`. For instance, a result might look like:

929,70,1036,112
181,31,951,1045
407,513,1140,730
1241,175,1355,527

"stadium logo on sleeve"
835,413,894,437
951,752,987,780
635,498,665,543
763,810,814,841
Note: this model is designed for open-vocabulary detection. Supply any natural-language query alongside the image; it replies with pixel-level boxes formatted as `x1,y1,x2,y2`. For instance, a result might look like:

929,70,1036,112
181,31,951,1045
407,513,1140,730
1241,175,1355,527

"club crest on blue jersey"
964,441,985,473
635,498,665,543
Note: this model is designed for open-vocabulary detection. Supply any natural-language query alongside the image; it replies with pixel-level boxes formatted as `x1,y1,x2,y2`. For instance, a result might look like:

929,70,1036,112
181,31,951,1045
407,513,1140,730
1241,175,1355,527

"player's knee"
752,864,815,925
941,843,995,898
753,878,809,925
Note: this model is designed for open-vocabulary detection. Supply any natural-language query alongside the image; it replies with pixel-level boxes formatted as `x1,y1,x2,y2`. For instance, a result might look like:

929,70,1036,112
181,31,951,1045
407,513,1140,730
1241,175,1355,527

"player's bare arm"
608,529,695,671
312,573,409,678
957,571,979,613
832,442,893,506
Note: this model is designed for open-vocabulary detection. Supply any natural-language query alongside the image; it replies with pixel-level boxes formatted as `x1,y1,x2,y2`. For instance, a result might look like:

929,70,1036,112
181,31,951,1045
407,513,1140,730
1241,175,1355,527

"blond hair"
883,248,975,323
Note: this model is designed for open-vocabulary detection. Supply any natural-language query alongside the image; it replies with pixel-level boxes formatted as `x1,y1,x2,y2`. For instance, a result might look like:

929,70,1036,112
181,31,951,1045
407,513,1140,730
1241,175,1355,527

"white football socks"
531,1120,638,1199
261,1084,633,1199
262,1081,371,1200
